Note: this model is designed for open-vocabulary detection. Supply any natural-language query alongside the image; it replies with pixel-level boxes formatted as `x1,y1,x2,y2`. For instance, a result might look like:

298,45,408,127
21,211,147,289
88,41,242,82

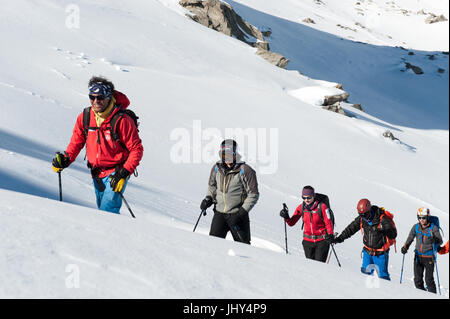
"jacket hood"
113,90,130,110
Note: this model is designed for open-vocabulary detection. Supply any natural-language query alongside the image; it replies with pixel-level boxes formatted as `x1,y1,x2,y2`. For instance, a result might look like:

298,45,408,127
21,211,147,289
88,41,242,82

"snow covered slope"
229,0,449,51
0,189,443,299
0,0,448,298
225,0,449,129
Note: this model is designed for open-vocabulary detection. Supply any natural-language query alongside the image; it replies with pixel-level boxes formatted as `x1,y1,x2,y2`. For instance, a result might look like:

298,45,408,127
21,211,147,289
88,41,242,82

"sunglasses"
302,196,313,200
418,216,427,220
89,95,106,101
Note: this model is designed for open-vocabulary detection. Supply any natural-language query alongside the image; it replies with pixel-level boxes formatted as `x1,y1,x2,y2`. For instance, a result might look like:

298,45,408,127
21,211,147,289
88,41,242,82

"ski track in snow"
0,80,66,108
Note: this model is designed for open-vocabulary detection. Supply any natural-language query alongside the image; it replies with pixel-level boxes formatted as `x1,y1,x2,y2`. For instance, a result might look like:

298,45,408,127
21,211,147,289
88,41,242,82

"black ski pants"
302,239,330,263
209,211,251,244
414,254,436,293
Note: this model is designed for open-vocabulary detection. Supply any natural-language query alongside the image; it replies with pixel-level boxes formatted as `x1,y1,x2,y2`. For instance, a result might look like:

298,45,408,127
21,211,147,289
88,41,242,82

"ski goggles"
89,94,107,101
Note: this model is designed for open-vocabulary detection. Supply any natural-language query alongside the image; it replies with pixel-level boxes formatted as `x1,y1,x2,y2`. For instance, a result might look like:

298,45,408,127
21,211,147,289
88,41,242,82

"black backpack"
301,193,335,230
82,106,139,150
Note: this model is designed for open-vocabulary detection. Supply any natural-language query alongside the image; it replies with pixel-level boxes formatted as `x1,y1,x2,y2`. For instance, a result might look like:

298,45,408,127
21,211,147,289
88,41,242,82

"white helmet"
417,207,430,219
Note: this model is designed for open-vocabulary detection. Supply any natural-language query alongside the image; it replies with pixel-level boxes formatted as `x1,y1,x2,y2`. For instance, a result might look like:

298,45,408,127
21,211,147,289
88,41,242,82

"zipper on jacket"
309,212,315,243
220,168,240,213
222,173,227,213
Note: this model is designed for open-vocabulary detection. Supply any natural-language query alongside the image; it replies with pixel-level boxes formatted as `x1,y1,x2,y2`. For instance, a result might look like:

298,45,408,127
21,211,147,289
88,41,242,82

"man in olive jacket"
200,140,259,244
401,207,443,294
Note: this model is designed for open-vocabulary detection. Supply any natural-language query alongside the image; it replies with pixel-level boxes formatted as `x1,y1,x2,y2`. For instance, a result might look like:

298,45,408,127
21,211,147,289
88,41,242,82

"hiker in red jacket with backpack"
280,186,334,262
52,76,143,214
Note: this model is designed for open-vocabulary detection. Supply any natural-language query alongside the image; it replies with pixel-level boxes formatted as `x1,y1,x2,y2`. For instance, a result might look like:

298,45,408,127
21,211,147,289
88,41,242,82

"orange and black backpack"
360,207,397,254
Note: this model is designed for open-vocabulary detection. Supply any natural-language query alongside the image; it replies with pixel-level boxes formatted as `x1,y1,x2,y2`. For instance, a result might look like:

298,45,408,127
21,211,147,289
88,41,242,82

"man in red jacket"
52,76,143,214
280,186,334,262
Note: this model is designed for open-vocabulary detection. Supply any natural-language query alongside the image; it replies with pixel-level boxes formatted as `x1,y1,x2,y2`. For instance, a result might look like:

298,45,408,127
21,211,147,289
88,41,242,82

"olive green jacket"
206,162,259,214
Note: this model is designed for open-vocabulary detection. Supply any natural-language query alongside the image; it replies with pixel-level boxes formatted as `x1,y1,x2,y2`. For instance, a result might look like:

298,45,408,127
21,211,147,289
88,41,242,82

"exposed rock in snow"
322,101,348,116
323,92,350,106
383,130,398,141
179,0,289,68
351,103,364,111
303,18,316,24
404,62,424,75
425,14,448,24
255,49,290,69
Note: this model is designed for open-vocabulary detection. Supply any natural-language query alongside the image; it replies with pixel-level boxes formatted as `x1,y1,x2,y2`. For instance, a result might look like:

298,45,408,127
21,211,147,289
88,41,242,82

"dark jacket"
339,206,397,255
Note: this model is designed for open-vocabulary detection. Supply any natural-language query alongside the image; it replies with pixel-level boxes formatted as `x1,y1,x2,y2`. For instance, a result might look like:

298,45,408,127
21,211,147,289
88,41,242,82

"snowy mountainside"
228,0,449,50
0,0,448,298
223,0,449,130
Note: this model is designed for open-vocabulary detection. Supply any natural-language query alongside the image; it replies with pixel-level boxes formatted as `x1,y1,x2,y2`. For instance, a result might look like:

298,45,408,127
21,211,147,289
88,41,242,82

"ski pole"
435,255,441,295
331,244,341,267
400,254,405,284
283,203,288,254
193,210,206,232
58,172,62,201
230,224,245,243
284,220,288,254
119,192,135,218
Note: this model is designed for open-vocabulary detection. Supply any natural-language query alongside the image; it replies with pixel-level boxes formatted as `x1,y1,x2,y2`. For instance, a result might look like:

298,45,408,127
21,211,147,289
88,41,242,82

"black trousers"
302,239,330,263
414,254,436,293
209,211,251,244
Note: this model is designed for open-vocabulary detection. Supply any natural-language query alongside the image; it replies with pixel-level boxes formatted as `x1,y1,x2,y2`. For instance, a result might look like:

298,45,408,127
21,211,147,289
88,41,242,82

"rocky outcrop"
302,18,315,24
425,13,448,24
404,62,424,75
179,0,289,68
255,49,289,69
383,130,398,141
351,103,364,111
322,102,347,116
321,86,364,115
323,92,350,106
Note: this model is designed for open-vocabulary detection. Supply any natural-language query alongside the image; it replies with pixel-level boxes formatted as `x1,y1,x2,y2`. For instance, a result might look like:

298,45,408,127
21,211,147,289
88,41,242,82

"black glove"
52,152,70,172
401,246,408,254
280,208,289,219
325,233,335,243
200,196,213,210
109,167,130,193
333,235,344,244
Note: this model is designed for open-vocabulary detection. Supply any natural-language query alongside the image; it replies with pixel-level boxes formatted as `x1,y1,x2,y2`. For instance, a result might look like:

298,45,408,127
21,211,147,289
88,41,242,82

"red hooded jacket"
286,201,334,243
65,91,143,178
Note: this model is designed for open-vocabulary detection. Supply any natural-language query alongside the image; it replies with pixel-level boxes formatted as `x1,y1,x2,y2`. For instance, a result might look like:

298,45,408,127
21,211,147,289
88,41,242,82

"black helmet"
220,139,237,163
